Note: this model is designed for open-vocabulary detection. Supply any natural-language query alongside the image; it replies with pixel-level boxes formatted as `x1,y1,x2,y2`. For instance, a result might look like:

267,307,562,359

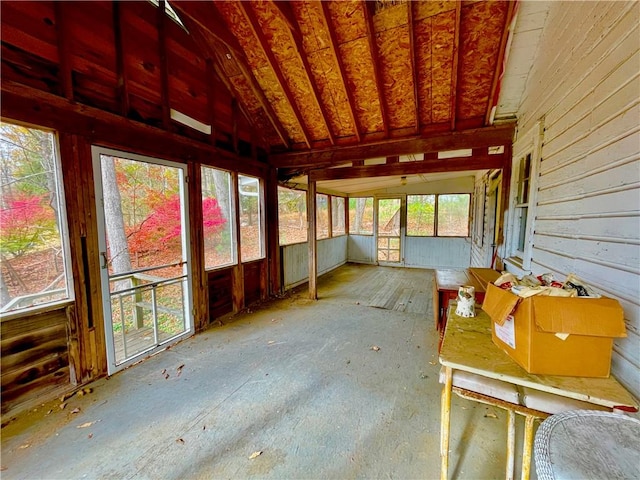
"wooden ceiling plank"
308,153,504,182
171,3,290,148
112,1,130,117
239,2,312,149
276,4,336,146
54,1,73,101
408,2,419,134
320,2,361,142
450,1,462,131
157,0,170,129
485,1,517,126
363,1,389,138
270,124,515,168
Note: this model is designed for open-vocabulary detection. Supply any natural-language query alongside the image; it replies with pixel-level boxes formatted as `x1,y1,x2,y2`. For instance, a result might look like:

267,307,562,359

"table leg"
521,415,536,480
506,410,515,480
440,366,453,480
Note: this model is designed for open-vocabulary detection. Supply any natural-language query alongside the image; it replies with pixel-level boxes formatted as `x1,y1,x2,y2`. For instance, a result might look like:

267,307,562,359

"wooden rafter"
157,0,170,129
485,1,517,126
171,2,290,148
274,3,336,145
308,152,504,182
363,1,389,138
112,1,130,116
270,124,515,168
408,2,419,134
320,2,361,142
450,1,462,131
54,2,73,101
239,2,312,148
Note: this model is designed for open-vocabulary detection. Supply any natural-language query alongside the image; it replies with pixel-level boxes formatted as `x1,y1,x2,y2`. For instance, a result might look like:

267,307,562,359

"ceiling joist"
308,151,505,182
270,124,515,168
450,2,462,131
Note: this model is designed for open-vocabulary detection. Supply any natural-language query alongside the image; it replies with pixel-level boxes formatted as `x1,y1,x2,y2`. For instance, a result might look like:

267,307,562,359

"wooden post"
307,180,317,300
232,172,244,312
266,167,282,296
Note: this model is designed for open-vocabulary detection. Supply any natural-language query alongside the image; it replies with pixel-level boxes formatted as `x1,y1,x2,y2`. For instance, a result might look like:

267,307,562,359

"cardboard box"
482,283,626,377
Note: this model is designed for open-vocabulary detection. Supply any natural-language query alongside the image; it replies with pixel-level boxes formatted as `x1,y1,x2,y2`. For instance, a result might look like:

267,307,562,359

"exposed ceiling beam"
363,1,389,138
320,2,361,142
407,2,419,135
450,1,462,131
172,2,290,148
275,3,336,146
54,2,73,101
485,1,517,126
239,2,312,148
157,0,170,129
270,124,515,168
112,1,130,117
308,153,504,182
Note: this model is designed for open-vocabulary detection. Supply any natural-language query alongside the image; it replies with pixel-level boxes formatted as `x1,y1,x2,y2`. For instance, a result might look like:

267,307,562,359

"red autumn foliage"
0,194,56,257
128,194,226,254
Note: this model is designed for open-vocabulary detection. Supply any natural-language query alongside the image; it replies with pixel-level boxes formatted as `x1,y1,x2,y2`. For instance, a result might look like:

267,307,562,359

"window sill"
503,257,531,277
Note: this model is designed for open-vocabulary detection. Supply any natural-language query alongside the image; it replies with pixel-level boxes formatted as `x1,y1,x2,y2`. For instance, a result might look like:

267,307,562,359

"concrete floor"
1,264,536,479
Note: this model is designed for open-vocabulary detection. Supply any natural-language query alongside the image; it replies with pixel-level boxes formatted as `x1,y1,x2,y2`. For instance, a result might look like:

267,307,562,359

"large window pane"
278,187,307,245
407,195,435,236
437,194,470,237
238,175,263,261
331,196,346,236
348,197,373,235
0,122,71,313
316,194,329,240
201,166,234,269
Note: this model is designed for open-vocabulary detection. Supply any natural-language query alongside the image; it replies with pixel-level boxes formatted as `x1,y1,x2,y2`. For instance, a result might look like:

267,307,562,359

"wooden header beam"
308,152,505,182
270,123,515,168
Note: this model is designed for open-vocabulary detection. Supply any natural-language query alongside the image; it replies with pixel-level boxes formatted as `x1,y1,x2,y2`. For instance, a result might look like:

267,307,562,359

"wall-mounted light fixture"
400,176,407,186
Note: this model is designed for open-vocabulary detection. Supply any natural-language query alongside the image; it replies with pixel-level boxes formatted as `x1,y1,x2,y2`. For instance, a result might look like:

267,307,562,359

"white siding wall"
405,237,472,268
347,235,376,264
282,236,348,290
507,2,640,397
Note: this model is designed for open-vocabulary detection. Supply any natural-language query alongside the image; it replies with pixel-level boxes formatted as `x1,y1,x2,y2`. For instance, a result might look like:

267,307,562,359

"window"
349,197,373,235
0,122,72,314
238,175,263,262
515,153,532,256
437,194,471,237
278,187,307,245
201,166,234,269
331,196,346,236
316,194,329,240
406,194,470,237
407,195,435,236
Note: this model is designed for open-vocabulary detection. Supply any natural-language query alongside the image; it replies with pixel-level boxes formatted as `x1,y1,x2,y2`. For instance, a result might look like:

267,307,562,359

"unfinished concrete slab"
1,264,532,479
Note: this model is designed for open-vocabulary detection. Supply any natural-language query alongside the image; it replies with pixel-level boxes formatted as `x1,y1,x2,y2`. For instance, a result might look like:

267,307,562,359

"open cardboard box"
482,283,626,377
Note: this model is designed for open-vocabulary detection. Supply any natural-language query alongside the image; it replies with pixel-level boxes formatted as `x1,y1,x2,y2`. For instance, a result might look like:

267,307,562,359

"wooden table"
433,268,500,340
439,307,638,480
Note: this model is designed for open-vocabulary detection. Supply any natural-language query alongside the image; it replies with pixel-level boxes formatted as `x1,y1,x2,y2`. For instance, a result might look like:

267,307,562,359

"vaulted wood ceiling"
172,0,517,170
1,0,517,183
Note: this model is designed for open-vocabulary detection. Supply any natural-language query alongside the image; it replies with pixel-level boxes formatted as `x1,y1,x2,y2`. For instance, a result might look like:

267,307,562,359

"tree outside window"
201,166,234,269
348,197,373,235
238,175,263,262
278,187,307,245
0,122,71,314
